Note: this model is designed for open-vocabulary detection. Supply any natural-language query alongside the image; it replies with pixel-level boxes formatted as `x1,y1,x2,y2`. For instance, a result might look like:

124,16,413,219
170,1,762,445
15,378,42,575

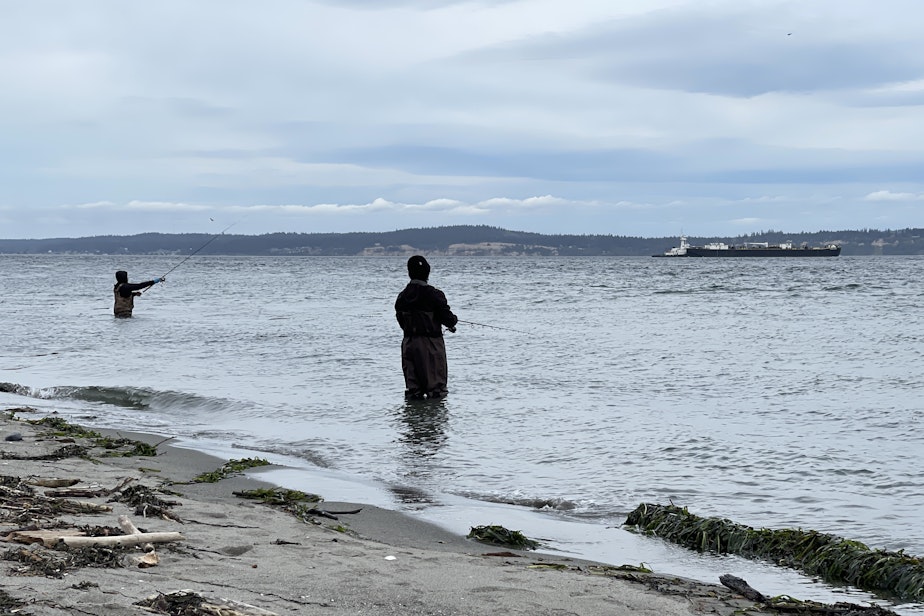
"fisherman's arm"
433,290,458,332
119,278,165,295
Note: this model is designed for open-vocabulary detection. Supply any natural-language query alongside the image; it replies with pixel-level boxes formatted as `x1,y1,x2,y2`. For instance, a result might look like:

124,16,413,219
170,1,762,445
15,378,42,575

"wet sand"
0,410,894,616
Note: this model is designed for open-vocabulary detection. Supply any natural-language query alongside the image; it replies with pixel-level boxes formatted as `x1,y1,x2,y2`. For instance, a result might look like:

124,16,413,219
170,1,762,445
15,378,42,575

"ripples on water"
2,254,923,610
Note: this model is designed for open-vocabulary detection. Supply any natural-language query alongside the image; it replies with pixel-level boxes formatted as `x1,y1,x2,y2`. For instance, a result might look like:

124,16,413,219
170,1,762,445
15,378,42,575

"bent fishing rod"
455,319,531,335
143,221,238,292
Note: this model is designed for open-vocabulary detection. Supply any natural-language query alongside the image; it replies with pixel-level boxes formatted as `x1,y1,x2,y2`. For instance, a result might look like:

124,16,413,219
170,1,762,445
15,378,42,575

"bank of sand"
0,411,895,616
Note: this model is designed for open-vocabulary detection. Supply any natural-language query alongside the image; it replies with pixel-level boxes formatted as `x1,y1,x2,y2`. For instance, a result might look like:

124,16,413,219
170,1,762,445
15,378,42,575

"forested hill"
1,225,922,256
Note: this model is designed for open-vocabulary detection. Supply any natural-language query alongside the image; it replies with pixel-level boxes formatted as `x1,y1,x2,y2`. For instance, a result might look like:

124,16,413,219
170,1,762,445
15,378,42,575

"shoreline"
0,410,902,616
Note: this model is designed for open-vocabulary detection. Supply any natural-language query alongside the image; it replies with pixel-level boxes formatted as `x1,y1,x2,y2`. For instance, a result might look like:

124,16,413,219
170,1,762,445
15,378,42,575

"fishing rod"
455,319,531,335
143,221,238,292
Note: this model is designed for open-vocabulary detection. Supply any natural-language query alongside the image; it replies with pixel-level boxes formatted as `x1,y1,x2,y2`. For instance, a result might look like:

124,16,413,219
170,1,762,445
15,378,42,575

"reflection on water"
395,399,449,457
390,398,451,506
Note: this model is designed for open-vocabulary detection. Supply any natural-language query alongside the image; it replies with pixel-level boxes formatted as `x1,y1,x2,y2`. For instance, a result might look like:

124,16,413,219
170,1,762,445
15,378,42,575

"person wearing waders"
395,255,458,400
113,270,164,318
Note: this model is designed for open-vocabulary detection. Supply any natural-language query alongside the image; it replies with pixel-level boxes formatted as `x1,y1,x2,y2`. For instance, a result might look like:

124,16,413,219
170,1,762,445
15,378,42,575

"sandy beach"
0,409,898,616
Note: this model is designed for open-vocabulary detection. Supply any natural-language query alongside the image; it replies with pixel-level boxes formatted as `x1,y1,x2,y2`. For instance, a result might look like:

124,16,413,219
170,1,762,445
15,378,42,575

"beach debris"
0,588,26,612
6,517,183,551
188,457,271,483
527,563,569,570
720,575,901,615
625,502,924,602
4,432,22,441
1,443,90,461
6,528,86,547
44,476,135,499
233,487,321,506
59,529,184,549
0,475,113,526
23,416,159,457
26,477,81,488
2,543,127,577
3,405,38,415
135,590,279,615
586,563,653,574
233,487,361,522
467,525,540,550
118,514,161,567
110,483,182,521
719,574,766,602
482,551,522,558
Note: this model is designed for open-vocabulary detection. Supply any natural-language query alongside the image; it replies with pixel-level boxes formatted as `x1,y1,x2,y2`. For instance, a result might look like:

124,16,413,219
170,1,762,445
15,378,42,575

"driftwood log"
118,514,160,566
59,530,183,548
719,574,767,602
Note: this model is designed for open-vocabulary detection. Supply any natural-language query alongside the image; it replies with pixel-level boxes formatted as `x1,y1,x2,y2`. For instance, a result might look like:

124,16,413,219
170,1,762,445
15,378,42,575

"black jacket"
395,280,458,337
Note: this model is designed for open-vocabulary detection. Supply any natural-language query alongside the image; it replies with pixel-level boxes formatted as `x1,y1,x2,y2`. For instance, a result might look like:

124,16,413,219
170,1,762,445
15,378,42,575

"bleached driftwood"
59,531,184,548
118,514,159,566
118,514,142,535
5,529,85,547
26,477,80,488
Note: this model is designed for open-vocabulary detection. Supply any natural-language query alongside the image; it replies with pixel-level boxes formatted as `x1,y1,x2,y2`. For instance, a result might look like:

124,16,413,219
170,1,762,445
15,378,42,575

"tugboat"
654,236,841,257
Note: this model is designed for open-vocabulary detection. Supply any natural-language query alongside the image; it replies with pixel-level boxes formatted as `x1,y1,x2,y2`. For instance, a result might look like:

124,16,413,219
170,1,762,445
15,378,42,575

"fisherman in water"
113,271,164,318
395,255,458,400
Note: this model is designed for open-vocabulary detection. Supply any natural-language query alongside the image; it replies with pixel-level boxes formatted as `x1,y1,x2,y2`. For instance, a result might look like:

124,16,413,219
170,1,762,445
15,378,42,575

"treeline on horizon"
1,225,922,256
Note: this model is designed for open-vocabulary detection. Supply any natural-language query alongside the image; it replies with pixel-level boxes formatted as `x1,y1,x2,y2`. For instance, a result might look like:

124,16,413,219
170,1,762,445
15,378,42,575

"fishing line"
455,319,531,335
143,220,238,293
161,220,238,278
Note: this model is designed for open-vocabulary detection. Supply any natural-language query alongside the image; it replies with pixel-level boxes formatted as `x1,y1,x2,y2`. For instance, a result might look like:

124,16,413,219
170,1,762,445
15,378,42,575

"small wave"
231,442,332,469
1,381,233,416
0,382,33,396
457,491,580,512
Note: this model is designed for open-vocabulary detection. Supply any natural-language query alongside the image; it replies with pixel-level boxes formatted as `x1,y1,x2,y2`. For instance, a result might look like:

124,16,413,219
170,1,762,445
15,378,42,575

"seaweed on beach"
109,484,182,521
136,590,206,615
135,590,273,615
27,416,103,440
0,443,91,461
0,587,28,614
233,487,322,506
188,457,271,483
25,416,159,457
624,503,924,602
2,544,126,577
0,475,111,525
467,525,540,550
98,437,159,457
233,487,364,525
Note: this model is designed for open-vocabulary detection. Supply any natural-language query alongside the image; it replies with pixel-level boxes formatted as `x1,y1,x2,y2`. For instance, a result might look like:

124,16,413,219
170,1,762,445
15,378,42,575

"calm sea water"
2,254,922,612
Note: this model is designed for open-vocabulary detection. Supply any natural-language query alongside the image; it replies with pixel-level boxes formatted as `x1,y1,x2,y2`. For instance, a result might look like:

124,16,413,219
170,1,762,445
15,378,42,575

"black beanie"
115,270,128,284
407,255,430,281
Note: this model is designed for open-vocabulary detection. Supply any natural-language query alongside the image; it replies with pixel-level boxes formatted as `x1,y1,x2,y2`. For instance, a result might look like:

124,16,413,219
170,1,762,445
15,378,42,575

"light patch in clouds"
865,190,924,201
731,217,769,227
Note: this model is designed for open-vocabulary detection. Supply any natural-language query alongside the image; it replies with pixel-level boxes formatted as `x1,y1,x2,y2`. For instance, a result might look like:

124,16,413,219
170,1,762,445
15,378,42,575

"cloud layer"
1,0,922,238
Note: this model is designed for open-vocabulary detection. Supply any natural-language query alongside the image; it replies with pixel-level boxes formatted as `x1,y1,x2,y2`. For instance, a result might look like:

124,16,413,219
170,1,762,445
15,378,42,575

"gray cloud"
0,0,922,239
464,5,924,97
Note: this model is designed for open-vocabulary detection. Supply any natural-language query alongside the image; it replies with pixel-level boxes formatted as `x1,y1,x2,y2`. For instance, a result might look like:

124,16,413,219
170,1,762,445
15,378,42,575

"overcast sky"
2,1,923,240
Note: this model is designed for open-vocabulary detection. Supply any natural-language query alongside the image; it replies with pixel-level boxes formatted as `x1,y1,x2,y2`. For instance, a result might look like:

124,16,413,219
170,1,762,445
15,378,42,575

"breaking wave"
0,381,233,416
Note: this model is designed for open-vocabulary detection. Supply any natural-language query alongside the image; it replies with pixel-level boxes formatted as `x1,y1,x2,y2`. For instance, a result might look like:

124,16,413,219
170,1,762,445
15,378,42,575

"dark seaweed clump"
625,503,924,602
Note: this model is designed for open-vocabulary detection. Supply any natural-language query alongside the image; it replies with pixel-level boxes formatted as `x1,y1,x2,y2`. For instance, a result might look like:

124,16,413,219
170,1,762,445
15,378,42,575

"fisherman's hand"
448,326,457,333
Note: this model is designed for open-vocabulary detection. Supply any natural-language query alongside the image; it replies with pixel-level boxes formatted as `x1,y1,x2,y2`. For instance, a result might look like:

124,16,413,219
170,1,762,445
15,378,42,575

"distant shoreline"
1,224,922,256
